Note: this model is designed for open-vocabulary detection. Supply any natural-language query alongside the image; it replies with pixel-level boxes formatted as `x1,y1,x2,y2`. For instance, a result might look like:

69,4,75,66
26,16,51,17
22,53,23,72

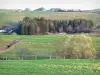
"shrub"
56,34,96,59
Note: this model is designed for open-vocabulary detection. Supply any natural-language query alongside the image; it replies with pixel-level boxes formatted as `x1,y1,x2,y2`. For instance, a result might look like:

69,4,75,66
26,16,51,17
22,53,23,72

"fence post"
56,53,57,59
35,56,37,60
6,57,7,60
64,56,65,60
50,53,52,59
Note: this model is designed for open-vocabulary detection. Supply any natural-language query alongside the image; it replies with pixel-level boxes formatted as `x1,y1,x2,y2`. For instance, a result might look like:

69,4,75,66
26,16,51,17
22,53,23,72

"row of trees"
17,17,94,35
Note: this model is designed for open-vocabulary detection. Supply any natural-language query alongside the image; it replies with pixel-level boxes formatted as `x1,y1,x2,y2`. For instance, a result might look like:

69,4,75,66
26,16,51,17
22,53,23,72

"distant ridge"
86,8,100,13
34,7,47,11
33,7,82,12
0,8,100,13
48,8,66,12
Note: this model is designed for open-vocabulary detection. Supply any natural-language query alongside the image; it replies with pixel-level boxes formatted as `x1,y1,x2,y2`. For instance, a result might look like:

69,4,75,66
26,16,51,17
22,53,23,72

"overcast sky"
0,0,100,10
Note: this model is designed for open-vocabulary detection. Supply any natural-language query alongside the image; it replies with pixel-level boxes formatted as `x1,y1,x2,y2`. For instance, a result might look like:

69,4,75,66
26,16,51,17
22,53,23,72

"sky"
0,0,100,10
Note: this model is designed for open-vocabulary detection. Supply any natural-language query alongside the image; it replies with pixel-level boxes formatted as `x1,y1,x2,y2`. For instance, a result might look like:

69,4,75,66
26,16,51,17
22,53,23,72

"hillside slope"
87,8,100,13
0,12,100,27
0,35,100,59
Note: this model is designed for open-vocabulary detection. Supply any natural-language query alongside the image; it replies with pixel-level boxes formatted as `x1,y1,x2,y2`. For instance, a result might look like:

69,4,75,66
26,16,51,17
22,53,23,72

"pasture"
0,35,100,59
0,35,56,59
0,35,100,75
0,59,100,75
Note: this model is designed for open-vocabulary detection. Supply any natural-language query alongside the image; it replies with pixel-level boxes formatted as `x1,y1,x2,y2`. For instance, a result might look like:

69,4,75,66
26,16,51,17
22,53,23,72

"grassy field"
0,11,100,27
0,35,100,59
0,35,56,59
0,35,100,75
0,59,100,75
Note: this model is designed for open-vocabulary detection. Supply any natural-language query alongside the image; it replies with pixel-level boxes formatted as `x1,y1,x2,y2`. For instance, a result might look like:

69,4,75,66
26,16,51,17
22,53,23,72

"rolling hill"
0,11,100,28
87,8,100,13
0,35,100,59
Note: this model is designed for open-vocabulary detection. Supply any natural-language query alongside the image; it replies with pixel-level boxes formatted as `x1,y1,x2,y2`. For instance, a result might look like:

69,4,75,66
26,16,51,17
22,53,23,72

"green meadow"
0,59,100,75
0,35,100,59
0,35,56,59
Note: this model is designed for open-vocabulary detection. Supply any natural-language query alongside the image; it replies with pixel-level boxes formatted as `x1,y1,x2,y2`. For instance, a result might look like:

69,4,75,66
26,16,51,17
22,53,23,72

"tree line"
17,17,94,35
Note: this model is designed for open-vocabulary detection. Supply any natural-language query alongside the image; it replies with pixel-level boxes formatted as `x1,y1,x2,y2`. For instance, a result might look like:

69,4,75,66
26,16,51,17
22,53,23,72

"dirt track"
0,40,20,53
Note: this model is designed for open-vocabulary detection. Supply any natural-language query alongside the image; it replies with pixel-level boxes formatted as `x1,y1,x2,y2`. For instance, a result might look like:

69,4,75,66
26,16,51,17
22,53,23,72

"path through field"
0,39,20,53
